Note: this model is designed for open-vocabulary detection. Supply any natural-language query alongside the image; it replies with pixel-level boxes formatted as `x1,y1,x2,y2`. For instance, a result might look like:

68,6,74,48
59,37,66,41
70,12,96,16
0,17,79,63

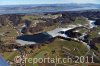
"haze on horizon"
0,0,100,5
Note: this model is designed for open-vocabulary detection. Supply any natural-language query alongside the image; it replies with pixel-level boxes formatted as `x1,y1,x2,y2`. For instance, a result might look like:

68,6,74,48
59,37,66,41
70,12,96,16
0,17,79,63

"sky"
0,0,100,5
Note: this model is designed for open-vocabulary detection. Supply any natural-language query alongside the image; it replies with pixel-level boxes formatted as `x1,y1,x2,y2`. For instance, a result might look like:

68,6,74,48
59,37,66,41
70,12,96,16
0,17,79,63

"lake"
88,19,100,28
16,32,54,45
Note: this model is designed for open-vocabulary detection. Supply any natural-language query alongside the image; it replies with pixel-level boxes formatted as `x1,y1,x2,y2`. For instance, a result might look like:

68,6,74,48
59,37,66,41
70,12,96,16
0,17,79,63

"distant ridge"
0,3,100,14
